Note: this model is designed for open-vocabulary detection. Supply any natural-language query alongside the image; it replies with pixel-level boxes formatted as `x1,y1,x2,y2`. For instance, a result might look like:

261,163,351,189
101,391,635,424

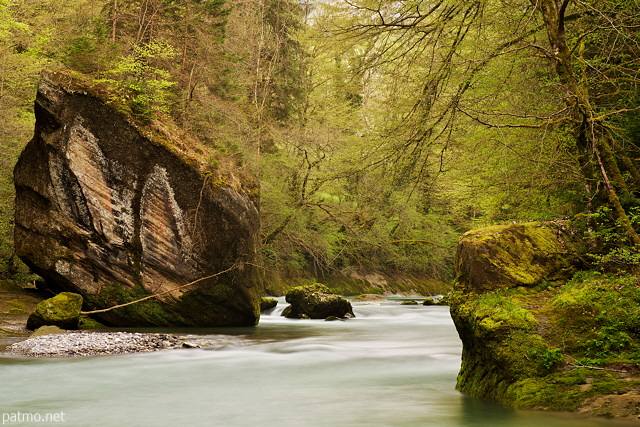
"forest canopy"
0,0,638,285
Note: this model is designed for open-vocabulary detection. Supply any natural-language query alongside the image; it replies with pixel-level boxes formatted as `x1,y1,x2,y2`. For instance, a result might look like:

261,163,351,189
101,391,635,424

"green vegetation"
2,0,638,292
86,283,182,326
454,271,640,412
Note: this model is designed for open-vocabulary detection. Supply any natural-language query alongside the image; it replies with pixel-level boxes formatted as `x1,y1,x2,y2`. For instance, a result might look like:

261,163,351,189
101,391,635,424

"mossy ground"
452,271,640,418
0,280,45,333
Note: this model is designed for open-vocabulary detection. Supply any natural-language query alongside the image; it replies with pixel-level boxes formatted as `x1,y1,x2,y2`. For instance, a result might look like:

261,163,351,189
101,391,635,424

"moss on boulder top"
455,221,584,292
27,292,83,330
283,284,354,319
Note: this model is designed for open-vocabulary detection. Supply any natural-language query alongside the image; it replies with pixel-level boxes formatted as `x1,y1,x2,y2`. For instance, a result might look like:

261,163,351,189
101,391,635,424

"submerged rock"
26,292,83,330
14,69,262,327
283,284,354,319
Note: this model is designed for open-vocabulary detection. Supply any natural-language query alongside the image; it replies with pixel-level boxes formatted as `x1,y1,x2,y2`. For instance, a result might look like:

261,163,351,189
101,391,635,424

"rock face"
454,221,583,292
449,220,621,414
282,284,354,319
14,69,262,327
27,292,83,330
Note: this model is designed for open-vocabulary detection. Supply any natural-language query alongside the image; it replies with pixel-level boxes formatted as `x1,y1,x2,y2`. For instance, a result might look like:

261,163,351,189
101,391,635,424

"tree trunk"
531,0,640,244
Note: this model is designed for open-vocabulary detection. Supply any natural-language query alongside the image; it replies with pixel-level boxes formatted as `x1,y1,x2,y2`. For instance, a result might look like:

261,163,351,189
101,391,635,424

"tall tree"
527,0,640,243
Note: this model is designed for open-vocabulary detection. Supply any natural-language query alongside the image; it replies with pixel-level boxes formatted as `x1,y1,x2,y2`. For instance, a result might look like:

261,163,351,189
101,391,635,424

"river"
0,299,635,426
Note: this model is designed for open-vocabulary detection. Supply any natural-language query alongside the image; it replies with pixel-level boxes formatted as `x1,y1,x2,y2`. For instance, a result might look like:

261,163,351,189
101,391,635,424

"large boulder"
454,220,584,292
27,292,83,330
14,69,262,327
283,284,354,319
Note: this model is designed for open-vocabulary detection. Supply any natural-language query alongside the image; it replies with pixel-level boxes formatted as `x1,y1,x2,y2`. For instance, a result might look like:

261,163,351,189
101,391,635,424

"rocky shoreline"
5,331,251,357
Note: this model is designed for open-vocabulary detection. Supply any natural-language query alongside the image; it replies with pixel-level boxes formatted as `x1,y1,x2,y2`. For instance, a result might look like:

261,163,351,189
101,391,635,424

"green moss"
507,369,636,411
78,315,106,330
456,221,583,292
27,292,83,330
453,269,640,413
86,283,180,326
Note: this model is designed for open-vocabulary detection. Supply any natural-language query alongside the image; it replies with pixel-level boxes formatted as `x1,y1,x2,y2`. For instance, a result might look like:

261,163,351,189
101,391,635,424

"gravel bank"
7,332,181,357
5,331,254,357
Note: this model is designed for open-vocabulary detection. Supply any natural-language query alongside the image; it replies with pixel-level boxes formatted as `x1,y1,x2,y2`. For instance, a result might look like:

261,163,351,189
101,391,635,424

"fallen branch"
81,263,239,315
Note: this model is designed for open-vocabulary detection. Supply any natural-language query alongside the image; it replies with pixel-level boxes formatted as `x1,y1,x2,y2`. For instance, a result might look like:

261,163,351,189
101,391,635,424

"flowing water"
0,300,636,426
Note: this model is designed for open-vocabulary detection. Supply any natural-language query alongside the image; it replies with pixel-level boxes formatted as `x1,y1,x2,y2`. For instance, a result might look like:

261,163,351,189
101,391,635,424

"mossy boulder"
455,220,584,292
283,284,354,319
451,218,640,420
449,290,563,402
26,292,83,330
423,295,449,306
260,297,278,312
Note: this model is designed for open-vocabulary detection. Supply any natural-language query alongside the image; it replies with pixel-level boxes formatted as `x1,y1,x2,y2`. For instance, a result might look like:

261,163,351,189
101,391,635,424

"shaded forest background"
1,0,638,291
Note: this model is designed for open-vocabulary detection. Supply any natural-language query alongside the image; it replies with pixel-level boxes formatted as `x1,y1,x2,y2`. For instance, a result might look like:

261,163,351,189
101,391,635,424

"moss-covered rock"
423,295,449,306
451,241,640,420
455,221,584,292
283,284,354,319
260,297,278,312
78,315,106,330
26,292,83,330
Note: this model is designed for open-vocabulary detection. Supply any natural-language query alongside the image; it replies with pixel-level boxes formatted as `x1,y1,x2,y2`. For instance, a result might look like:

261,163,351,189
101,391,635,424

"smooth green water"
0,301,635,426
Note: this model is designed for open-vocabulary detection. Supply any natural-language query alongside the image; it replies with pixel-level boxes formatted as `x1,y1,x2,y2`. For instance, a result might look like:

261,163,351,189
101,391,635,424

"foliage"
552,271,640,366
95,40,177,120
579,207,640,271
1,0,639,290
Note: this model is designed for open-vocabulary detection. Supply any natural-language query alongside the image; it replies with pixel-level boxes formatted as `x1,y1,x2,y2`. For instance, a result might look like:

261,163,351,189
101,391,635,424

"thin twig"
81,263,239,315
